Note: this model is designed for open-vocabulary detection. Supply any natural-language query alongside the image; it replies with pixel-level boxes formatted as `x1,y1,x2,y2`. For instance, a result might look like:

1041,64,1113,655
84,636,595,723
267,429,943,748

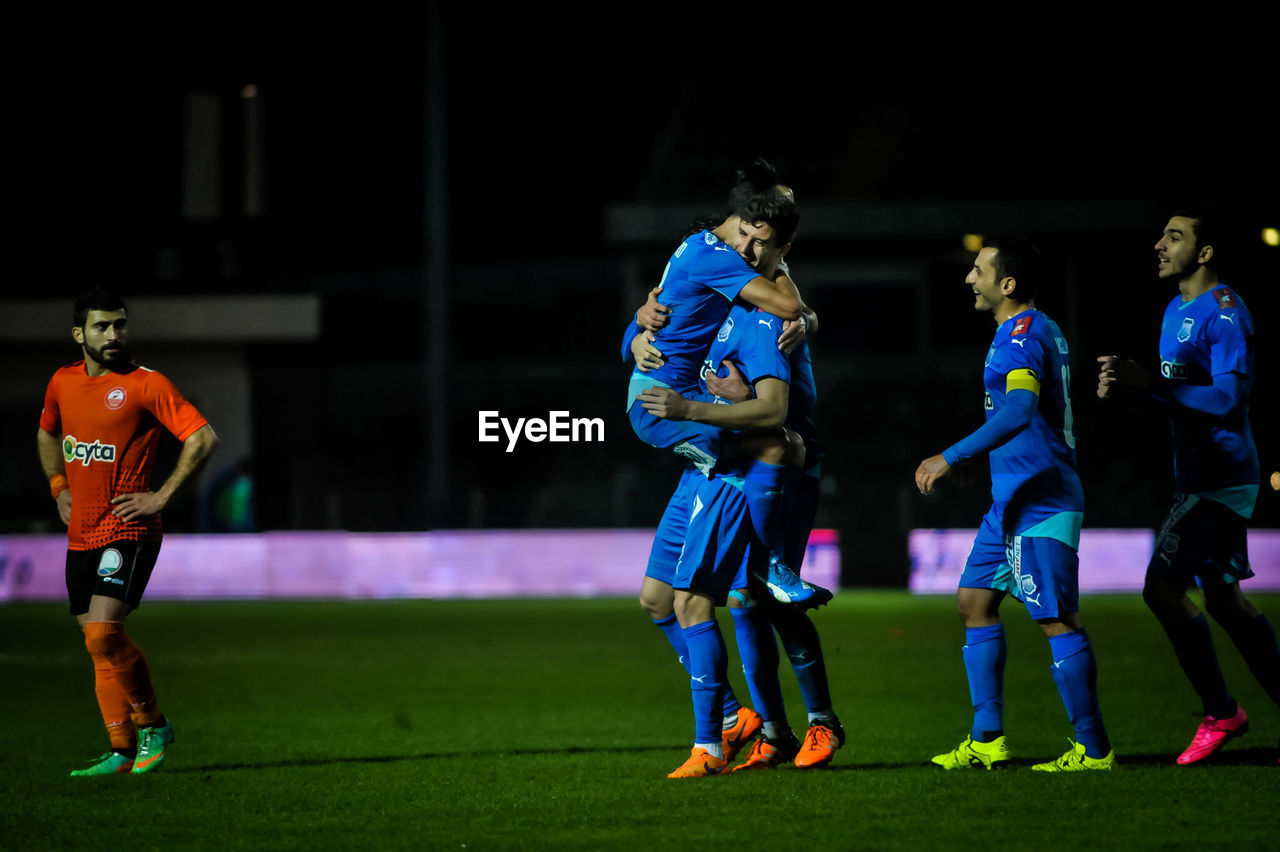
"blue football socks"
1221,613,1280,709
1047,629,1110,758
654,613,740,717
1163,613,1236,719
743,460,789,556
683,620,729,747
730,605,786,725
963,623,1007,742
769,606,832,714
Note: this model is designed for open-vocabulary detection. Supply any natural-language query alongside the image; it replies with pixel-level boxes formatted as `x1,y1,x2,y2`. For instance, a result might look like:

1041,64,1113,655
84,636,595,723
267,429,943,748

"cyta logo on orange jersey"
62,435,117,466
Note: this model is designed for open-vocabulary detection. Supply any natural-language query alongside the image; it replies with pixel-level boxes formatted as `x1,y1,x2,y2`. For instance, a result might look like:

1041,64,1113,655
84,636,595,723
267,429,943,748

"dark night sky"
19,10,1276,281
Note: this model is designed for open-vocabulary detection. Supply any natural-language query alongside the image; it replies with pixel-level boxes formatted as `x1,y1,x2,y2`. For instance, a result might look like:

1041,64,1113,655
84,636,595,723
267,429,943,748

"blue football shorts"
1147,493,1253,587
672,475,757,606
959,508,1080,620
627,375,724,476
644,467,704,586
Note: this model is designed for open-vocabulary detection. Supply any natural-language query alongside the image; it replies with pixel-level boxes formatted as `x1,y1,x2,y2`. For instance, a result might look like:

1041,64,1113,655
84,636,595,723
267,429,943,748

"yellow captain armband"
1006,368,1041,396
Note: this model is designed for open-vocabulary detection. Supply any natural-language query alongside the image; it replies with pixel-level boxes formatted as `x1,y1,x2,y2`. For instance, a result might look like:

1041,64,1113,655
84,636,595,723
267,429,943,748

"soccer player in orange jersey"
37,288,219,776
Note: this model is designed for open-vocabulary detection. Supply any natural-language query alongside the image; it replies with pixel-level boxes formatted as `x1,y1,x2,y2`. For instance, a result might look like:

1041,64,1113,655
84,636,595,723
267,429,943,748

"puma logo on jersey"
62,435,117,466
1219,313,1236,324
758,318,774,330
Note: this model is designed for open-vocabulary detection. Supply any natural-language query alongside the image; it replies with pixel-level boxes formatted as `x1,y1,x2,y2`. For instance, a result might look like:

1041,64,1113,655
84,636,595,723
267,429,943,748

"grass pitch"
1,592,1277,850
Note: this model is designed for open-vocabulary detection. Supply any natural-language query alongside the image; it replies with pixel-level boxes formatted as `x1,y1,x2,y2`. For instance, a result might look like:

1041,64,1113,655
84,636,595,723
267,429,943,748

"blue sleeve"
1161,372,1242,417
943,389,1037,464
737,319,790,385
1208,314,1250,377
620,319,643,365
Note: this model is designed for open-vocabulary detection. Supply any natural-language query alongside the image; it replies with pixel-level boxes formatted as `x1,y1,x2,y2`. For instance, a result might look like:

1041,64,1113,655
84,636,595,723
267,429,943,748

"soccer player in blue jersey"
917,235,1116,772
626,164,828,609
639,297,843,775
1098,211,1279,765
700,310,845,771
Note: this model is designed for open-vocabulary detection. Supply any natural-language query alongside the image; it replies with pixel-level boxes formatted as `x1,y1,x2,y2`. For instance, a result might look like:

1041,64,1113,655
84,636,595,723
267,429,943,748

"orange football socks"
83,621,163,741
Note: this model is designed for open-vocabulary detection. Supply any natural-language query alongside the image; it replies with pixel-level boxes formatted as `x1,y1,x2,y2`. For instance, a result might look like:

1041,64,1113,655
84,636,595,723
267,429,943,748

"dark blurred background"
5,8,1277,585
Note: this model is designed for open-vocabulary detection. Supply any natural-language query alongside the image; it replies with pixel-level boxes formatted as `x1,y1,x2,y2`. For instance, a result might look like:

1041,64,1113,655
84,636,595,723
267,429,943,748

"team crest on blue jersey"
717,317,734,342
1012,316,1033,336
1217,289,1237,309
1177,317,1195,342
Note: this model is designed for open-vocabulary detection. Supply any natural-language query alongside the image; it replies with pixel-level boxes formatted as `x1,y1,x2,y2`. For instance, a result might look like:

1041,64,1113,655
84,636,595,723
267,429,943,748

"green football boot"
1031,739,1116,772
70,751,134,777
931,735,1011,770
132,718,175,774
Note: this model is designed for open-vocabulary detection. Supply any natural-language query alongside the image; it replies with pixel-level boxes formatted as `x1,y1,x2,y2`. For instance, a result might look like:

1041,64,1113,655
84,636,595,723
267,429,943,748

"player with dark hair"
38,288,219,776
637,296,845,774
917,236,1116,772
1098,211,1278,765
627,164,827,615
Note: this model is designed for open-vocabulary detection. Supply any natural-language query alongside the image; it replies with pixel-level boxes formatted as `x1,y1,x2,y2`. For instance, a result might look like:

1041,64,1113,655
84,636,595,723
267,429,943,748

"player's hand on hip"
637,386,690,420
110,491,166,520
637,286,671,333
915,454,951,496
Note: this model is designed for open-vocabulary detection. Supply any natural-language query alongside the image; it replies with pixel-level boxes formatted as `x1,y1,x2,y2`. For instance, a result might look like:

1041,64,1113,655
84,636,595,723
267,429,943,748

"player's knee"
638,592,671,620
1204,585,1259,626
82,622,127,659
782,428,805,467
1141,576,1179,615
740,429,789,466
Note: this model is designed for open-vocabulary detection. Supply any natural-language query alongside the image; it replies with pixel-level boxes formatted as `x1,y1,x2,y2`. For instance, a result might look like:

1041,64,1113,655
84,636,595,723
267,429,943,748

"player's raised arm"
739,272,803,321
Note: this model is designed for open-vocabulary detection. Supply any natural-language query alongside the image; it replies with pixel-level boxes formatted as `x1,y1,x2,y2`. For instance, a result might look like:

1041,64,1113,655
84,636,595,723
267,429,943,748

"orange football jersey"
40,361,208,550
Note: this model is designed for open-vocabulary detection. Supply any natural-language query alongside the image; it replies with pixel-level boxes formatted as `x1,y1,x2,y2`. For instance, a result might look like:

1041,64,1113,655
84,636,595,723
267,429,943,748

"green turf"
1,592,1277,850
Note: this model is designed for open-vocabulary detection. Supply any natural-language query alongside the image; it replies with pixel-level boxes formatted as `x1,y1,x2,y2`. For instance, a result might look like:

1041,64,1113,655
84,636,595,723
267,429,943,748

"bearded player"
38,288,219,776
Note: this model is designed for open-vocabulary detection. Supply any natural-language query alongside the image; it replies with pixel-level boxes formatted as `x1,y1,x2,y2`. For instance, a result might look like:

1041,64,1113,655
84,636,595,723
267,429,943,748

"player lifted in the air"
626,161,827,608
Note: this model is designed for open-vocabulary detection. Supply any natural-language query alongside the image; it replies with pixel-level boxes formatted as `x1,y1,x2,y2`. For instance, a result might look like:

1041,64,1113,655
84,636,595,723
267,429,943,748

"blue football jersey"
1158,284,1258,494
700,305,824,472
629,230,760,394
700,305,791,395
983,310,1084,537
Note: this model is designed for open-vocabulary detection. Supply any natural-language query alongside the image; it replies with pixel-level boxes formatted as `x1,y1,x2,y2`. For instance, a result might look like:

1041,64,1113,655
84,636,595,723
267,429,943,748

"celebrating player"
916,236,1116,772
38,288,219,776
626,160,828,608
638,294,845,774
1097,211,1279,765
